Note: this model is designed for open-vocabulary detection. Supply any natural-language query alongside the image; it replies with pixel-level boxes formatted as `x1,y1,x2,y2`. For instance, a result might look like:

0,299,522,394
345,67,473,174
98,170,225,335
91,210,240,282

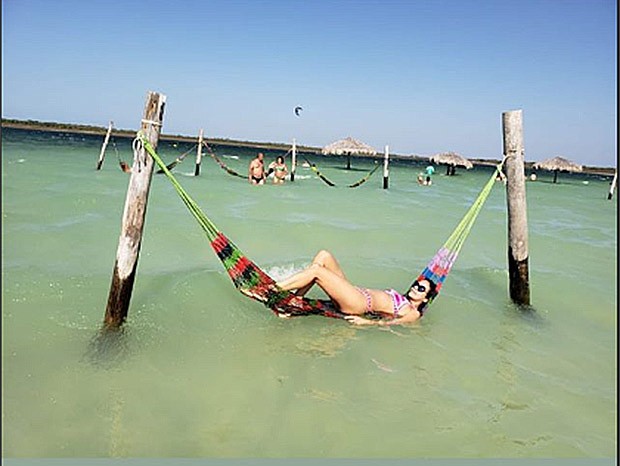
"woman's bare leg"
276,262,323,293
277,260,366,314
292,250,346,296
311,250,346,278
276,250,340,295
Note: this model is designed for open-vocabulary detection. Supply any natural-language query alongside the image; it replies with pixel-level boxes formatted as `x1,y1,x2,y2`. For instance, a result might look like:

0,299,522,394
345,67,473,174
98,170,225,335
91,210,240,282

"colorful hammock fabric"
415,167,501,306
211,231,347,318
141,135,348,319
139,133,503,318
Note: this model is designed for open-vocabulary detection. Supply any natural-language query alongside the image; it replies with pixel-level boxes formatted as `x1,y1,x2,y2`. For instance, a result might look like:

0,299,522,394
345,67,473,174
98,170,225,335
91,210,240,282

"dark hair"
276,156,284,163
409,278,438,314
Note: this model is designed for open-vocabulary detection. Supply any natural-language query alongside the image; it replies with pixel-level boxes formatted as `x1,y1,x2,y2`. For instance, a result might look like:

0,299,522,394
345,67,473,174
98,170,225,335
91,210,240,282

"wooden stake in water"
291,138,297,182
104,91,166,329
96,121,114,170
608,170,617,200
383,145,389,189
195,128,204,176
502,109,530,306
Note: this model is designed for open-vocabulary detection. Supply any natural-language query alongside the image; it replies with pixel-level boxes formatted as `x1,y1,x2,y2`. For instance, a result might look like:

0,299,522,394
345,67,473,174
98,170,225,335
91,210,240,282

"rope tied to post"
132,135,148,173
141,118,163,127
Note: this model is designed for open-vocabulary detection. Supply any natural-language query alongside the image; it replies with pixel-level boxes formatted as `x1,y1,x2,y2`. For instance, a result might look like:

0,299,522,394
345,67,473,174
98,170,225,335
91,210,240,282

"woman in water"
268,156,288,184
277,250,437,326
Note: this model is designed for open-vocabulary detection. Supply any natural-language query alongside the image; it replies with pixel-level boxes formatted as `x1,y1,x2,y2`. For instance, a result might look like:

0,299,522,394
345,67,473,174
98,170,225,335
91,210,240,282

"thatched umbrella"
430,151,473,176
322,136,377,170
532,156,583,183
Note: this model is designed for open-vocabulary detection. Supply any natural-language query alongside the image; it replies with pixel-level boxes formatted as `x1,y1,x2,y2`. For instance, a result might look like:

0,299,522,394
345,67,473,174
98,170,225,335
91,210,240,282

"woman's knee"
313,249,333,264
307,265,326,282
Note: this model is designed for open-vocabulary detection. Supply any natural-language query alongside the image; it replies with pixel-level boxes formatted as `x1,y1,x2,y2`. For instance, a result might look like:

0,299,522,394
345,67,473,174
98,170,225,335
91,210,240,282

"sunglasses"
411,282,427,293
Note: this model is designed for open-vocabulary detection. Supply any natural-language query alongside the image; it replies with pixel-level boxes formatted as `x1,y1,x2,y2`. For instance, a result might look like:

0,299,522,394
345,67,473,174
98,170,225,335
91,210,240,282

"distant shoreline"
2,118,615,176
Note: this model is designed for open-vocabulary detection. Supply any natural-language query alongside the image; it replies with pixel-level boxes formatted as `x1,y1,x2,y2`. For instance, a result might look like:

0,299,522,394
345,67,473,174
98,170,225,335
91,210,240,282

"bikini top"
384,289,412,317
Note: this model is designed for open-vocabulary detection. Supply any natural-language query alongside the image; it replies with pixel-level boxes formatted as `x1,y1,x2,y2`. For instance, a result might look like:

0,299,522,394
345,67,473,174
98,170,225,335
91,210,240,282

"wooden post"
607,170,616,200
104,91,166,329
383,145,389,189
195,128,204,176
96,121,114,170
346,154,351,170
502,109,530,306
291,138,297,182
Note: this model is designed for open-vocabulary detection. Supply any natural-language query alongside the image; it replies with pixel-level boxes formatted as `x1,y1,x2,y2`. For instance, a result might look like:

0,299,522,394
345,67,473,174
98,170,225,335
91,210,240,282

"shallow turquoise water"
2,128,616,458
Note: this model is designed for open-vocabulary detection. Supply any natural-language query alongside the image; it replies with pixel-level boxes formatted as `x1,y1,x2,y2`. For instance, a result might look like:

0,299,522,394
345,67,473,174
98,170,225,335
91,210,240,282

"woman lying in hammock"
276,250,437,326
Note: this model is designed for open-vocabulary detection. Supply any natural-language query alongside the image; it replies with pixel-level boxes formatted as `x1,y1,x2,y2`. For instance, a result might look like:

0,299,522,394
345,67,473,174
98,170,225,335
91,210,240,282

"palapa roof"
532,156,583,173
430,151,473,169
321,137,377,156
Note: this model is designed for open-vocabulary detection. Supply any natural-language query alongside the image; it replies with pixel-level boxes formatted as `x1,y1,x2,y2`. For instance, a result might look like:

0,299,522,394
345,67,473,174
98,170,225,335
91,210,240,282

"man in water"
248,152,266,185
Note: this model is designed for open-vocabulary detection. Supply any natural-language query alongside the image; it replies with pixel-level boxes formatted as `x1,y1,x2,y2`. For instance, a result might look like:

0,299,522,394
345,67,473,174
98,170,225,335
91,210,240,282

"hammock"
139,133,504,319
415,165,501,306
141,135,346,319
205,142,295,181
108,134,131,173
155,143,196,173
301,155,380,188
203,142,248,179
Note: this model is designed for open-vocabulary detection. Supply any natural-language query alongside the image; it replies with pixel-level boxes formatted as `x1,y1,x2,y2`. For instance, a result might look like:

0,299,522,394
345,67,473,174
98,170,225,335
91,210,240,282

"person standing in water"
248,152,266,185
268,156,288,184
425,164,435,185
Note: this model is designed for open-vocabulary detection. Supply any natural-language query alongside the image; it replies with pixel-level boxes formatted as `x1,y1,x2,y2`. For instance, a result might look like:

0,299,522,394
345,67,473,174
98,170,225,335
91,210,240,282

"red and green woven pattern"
143,134,503,319
210,232,346,319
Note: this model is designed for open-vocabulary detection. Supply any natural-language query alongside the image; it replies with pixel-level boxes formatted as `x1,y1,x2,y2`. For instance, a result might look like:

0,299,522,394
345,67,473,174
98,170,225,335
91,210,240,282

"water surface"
2,128,616,458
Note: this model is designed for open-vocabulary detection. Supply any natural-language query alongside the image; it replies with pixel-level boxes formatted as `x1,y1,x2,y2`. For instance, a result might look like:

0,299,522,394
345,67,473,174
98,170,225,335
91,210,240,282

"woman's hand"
345,315,373,326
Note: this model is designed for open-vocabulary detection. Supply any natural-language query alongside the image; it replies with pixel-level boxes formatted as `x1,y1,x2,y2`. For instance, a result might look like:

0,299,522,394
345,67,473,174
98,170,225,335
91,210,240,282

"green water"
2,128,616,458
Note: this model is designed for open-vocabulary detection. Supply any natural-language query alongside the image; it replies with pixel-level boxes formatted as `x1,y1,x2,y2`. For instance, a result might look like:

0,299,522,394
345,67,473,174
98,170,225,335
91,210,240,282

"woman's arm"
344,309,421,327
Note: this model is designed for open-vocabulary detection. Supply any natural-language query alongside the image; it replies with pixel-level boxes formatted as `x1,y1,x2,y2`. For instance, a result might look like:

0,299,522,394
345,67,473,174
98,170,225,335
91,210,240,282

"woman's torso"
367,288,413,317
274,163,287,178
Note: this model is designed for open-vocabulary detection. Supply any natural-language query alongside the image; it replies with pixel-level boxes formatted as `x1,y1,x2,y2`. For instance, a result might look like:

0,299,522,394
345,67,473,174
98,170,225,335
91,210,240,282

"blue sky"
2,0,617,166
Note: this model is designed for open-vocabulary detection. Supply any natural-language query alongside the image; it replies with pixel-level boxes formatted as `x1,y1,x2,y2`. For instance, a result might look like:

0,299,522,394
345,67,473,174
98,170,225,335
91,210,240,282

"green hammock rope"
138,132,505,318
414,161,505,304
139,134,346,319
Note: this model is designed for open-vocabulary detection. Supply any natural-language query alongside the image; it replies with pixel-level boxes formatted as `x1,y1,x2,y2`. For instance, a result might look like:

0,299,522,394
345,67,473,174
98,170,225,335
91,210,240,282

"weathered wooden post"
502,109,530,306
195,128,204,176
382,145,389,189
291,138,297,182
608,170,617,200
104,91,166,329
96,121,114,170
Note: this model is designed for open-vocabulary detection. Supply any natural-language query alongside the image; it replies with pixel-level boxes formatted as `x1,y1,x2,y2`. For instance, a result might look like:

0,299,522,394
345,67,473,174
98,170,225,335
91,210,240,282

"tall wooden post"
383,145,389,189
608,170,617,200
104,91,166,329
291,138,297,182
195,128,204,176
96,121,114,170
502,109,530,306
